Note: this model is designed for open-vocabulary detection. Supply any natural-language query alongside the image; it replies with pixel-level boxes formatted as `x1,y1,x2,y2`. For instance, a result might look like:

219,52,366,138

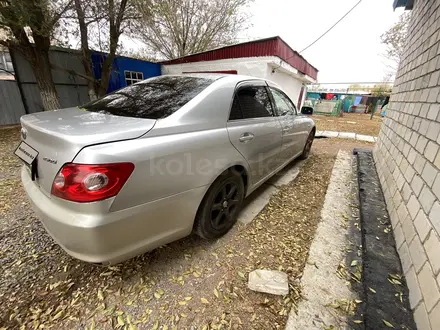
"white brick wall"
373,1,440,329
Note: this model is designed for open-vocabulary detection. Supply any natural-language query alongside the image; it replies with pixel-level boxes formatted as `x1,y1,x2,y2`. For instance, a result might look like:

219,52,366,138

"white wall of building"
162,56,316,110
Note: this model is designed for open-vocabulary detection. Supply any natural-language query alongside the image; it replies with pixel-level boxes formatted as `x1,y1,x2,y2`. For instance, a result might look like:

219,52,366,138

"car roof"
163,73,267,84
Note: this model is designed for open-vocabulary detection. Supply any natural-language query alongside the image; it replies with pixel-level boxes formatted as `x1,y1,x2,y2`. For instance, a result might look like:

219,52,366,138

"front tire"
299,129,315,160
194,171,245,239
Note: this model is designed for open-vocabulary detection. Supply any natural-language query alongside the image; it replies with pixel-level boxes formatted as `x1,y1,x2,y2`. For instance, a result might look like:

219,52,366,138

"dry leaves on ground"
1,128,338,330
313,113,382,137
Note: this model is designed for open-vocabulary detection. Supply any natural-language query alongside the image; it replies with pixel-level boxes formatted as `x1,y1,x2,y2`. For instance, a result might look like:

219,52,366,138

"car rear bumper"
21,166,207,264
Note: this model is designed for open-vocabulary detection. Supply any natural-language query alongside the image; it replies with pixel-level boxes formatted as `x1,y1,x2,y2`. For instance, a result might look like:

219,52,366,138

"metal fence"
0,80,26,125
0,48,90,125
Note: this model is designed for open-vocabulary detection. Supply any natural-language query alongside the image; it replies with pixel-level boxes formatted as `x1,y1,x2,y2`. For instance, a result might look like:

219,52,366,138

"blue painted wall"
91,52,161,93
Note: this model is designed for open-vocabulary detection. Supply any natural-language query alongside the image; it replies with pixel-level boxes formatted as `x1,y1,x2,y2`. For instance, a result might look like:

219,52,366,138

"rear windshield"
81,76,214,119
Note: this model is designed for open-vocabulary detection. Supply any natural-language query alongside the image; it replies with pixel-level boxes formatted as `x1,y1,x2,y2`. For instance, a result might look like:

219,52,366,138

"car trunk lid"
19,107,156,195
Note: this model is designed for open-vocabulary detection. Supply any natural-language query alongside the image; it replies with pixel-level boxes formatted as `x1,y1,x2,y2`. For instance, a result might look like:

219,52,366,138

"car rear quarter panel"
73,128,249,212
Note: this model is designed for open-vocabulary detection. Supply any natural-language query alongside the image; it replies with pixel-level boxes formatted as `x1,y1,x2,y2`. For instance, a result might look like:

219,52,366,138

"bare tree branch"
134,0,252,60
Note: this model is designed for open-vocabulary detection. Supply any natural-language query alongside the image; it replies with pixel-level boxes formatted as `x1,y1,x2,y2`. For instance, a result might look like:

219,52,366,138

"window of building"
269,88,297,116
125,71,144,86
235,86,273,119
0,51,14,76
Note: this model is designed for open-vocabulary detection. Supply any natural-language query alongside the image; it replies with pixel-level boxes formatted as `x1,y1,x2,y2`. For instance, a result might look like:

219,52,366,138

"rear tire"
194,170,245,239
299,129,315,160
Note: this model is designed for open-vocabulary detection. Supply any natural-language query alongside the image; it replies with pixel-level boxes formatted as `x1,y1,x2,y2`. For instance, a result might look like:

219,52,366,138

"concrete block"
404,164,416,183
421,103,430,116
410,236,428,273
421,90,430,103
411,131,421,147
434,149,440,168
430,202,440,237
420,186,436,214
338,132,356,139
398,200,409,222
420,119,431,135
394,224,405,249
432,174,440,200
248,270,289,295
402,182,413,202
414,302,432,330
427,121,440,141
405,265,423,309
427,103,440,120
422,162,439,187
424,141,439,162
399,242,413,274
429,70,440,87
408,148,418,165
401,158,410,176
424,231,440,275
356,134,375,143
429,301,440,330
396,172,406,190
322,131,339,138
414,209,433,243
418,262,440,312
407,194,422,220
411,174,425,196
415,156,427,175
416,135,429,153
414,117,422,130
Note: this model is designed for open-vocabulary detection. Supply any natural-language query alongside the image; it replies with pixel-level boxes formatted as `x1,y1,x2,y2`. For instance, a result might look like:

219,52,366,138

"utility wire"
272,0,363,74
299,0,363,54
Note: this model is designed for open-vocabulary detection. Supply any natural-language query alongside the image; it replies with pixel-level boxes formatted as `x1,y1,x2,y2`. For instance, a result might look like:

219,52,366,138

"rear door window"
82,76,214,119
269,88,297,116
234,86,274,119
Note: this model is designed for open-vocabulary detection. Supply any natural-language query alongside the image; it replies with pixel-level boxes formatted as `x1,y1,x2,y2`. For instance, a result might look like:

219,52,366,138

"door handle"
282,127,290,133
239,132,255,143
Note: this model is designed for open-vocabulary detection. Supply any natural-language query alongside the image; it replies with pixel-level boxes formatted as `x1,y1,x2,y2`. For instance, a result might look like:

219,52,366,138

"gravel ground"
313,113,383,137
0,126,371,330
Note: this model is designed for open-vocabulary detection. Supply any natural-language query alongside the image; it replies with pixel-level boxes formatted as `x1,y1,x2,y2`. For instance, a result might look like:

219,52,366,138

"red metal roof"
160,36,318,81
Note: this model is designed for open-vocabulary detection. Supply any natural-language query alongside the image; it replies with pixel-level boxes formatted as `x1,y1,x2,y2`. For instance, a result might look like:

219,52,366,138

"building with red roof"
161,36,318,110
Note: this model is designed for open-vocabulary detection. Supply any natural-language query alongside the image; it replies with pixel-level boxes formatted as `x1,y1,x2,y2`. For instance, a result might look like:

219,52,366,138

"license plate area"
15,141,39,180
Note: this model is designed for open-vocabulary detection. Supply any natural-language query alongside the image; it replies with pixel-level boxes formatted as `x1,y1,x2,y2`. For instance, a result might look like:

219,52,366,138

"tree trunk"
31,50,61,111
98,50,116,98
74,0,98,101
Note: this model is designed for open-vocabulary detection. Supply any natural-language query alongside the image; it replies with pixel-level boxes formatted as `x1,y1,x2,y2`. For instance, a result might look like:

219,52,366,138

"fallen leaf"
369,287,376,293
214,288,219,298
52,311,63,320
97,289,104,301
238,271,245,279
117,315,125,326
151,321,159,330
351,260,358,267
383,320,394,328
201,298,209,304
353,320,363,324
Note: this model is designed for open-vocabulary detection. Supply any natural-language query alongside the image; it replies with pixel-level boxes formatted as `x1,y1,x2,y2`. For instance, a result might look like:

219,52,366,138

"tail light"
51,163,135,203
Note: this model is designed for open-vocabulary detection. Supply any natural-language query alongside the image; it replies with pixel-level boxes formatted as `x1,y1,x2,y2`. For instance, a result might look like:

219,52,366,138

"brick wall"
373,1,440,329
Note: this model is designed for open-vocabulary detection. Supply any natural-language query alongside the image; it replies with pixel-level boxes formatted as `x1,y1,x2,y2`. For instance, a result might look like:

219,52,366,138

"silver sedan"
15,74,315,264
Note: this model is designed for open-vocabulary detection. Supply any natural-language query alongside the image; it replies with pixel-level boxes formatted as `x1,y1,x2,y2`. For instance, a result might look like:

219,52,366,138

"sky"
238,0,405,85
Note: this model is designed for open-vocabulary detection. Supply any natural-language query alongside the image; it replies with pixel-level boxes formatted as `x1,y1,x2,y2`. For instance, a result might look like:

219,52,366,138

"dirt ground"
313,113,383,137
0,126,373,330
